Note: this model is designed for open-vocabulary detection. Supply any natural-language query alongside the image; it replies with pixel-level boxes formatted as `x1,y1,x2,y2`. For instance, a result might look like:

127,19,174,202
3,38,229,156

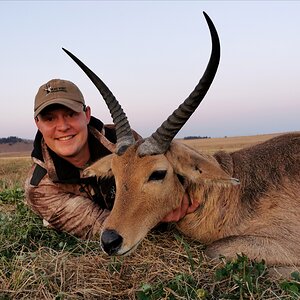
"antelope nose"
101,229,123,255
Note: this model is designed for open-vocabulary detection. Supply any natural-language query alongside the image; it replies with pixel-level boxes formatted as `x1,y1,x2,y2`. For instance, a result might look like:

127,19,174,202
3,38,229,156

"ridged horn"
138,12,220,156
62,48,135,155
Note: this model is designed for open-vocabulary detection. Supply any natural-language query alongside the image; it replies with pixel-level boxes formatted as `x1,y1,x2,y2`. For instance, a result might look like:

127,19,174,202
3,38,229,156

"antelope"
63,12,300,270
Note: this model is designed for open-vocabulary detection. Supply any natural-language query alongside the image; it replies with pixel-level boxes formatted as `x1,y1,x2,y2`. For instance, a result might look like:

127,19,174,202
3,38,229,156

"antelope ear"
166,142,239,185
83,154,113,178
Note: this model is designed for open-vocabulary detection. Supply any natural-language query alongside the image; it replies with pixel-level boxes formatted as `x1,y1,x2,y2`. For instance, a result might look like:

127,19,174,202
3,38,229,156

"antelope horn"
62,48,135,155
138,12,220,156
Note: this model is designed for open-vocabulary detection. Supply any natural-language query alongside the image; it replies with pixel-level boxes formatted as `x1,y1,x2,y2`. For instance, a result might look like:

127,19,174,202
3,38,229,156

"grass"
0,157,32,190
0,136,299,299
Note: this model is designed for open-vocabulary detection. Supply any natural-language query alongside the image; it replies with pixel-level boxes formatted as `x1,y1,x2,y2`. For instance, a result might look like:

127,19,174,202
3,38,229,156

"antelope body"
84,133,300,267
64,13,300,269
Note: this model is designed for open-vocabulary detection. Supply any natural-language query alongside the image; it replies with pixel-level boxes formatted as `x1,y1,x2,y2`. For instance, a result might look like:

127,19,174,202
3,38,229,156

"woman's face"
35,105,91,166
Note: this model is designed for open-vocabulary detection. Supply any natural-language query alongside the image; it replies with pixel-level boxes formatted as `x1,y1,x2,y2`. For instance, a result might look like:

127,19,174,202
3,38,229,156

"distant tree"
183,136,210,140
0,136,23,144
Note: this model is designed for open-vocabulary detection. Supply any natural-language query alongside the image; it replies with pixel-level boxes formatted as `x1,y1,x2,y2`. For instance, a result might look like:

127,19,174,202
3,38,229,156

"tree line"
183,136,211,140
0,136,31,144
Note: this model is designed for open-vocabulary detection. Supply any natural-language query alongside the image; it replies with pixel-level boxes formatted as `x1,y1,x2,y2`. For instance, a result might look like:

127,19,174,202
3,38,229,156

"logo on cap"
44,85,67,95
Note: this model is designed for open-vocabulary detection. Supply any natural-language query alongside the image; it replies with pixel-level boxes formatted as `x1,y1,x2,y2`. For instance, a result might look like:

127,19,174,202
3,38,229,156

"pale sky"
1,1,299,139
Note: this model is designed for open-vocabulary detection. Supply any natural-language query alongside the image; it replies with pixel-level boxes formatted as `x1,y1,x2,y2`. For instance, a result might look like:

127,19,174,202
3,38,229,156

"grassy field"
0,133,299,299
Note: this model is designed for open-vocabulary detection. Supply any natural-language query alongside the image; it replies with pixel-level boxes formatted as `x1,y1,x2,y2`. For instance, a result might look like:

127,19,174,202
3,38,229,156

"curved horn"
138,12,220,156
62,48,135,155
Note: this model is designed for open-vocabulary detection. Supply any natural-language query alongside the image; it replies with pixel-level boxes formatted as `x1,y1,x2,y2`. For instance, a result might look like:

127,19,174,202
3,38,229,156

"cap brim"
34,98,83,117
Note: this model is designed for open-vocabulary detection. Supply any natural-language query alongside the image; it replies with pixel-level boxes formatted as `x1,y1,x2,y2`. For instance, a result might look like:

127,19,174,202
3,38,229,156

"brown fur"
84,132,300,270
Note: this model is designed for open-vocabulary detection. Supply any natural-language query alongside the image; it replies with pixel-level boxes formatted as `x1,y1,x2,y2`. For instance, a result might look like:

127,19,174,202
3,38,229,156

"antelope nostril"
101,229,123,256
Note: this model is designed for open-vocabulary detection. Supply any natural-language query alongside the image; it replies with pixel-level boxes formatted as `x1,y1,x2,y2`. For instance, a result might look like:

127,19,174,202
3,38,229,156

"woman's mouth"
56,135,75,141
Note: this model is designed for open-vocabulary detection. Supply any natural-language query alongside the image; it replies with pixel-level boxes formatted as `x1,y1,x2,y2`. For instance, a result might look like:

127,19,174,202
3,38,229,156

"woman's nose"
56,116,70,130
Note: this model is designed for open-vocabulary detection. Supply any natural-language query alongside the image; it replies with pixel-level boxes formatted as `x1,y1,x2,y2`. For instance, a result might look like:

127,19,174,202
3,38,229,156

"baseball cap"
34,79,85,117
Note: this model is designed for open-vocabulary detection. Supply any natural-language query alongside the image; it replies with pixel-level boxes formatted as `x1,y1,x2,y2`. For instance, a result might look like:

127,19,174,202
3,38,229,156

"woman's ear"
84,105,91,124
35,116,41,130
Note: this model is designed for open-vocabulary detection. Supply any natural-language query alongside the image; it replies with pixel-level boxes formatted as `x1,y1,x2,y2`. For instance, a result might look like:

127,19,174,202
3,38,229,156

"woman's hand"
160,193,200,223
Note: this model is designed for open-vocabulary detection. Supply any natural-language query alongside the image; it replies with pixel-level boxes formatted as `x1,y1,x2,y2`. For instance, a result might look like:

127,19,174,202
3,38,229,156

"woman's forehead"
40,104,74,116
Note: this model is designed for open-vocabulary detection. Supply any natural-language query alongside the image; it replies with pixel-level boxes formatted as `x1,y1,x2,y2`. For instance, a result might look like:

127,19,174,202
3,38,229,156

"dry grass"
0,157,32,191
0,133,299,299
1,233,212,299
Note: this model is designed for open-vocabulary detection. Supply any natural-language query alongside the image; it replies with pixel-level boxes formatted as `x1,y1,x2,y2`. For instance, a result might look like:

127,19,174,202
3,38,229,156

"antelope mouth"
101,239,142,256
118,240,142,256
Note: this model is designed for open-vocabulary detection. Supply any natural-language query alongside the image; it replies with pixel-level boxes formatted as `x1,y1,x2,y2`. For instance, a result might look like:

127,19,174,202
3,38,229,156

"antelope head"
63,12,232,255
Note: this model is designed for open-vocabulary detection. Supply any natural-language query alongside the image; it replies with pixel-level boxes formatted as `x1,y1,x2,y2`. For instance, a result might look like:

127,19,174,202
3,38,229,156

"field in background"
0,132,299,299
0,141,32,158
180,132,286,154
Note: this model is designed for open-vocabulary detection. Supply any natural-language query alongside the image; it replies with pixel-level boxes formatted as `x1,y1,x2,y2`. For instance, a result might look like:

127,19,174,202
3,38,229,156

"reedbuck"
64,13,300,270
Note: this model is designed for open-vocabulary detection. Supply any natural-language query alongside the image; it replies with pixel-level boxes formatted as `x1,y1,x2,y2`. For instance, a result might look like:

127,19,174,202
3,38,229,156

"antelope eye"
148,170,167,181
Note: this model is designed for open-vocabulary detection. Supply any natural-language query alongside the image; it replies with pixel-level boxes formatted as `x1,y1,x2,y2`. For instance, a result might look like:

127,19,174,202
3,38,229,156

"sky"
0,1,299,140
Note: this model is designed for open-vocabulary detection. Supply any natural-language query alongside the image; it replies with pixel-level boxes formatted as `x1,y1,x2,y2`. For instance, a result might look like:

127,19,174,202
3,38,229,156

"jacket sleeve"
24,165,110,240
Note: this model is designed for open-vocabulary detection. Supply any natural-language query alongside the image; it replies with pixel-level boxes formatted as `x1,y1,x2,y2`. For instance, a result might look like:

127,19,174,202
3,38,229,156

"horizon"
1,130,299,142
1,1,299,140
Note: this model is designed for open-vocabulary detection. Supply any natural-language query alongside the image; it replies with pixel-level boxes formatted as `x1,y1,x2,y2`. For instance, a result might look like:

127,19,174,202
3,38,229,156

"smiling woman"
24,78,121,239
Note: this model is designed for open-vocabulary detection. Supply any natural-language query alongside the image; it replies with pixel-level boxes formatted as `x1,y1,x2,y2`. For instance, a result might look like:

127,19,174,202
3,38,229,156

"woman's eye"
148,170,167,181
67,111,75,118
44,116,53,122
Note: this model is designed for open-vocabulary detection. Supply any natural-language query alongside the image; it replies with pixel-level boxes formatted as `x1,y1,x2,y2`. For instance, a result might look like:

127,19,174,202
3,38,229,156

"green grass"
0,187,86,258
280,272,300,299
